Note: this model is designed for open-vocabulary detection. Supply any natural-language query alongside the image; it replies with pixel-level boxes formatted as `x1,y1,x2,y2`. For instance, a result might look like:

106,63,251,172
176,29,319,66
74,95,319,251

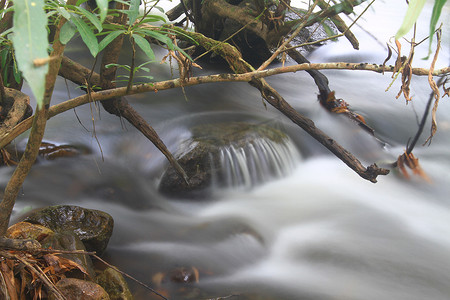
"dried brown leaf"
382,43,392,74
1,260,19,300
424,29,442,145
43,254,90,278
443,79,449,98
396,152,430,182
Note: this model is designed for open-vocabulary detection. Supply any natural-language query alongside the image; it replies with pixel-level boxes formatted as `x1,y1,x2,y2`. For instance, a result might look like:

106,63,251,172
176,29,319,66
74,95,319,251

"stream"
2,1,450,299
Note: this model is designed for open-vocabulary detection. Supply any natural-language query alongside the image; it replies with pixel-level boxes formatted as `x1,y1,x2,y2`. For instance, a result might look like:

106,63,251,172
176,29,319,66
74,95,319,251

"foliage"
396,0,448,57
2,0,189,104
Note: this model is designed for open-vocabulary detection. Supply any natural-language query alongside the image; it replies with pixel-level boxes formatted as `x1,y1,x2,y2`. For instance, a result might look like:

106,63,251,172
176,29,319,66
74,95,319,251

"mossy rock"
24,205,114,255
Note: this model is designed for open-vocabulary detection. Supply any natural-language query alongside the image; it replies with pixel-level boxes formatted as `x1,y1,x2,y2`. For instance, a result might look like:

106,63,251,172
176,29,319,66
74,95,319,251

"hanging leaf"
55,6,71,20
95,0,108,22
98,30,124,52
132,34,155,61
76,6,103,32
395,0,427,39
426,0,447,58
138,28,172,47
59,21,77,45
70,15,99,57
12,0,49,108
127,0,140,26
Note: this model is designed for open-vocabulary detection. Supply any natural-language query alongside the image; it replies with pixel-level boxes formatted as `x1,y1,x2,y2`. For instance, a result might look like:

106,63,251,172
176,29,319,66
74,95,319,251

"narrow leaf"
142,15,167,24
128,0,140,26
395,0,427,39
59,21,77,44
56,6,71,20
71,15,99,57
98,30,124,52
95,0,108,22
132,34,155,61
138,28,172,46
427,0,447,56
76,0,89,6
76,6,103,32
12,0,49,107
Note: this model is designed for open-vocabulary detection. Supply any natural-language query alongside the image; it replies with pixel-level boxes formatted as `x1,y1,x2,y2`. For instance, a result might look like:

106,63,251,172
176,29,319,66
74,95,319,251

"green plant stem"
0,72,5,105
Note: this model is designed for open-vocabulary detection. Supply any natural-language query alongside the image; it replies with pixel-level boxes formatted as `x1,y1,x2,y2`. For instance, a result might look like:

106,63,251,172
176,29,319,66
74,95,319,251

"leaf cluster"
2,0,193,107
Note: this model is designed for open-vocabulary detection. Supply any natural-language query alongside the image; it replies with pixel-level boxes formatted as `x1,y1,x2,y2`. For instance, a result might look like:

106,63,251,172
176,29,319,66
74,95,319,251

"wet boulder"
24,205,114,255
158,122,300,198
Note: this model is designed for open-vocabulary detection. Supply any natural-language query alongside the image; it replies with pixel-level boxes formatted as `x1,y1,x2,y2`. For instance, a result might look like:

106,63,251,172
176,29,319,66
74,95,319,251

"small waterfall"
216,135,300,189
158,121,302,197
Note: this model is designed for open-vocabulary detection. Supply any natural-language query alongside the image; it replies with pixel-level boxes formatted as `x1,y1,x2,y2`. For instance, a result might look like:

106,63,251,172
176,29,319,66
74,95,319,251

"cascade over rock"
158,122,300,198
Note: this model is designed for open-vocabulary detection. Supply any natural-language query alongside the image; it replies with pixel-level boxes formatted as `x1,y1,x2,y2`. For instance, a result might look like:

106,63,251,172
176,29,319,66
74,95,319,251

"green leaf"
59,21,77,44
12,0,49,108
138,28,172,47
152,6,165,14
128,0,140,26
71,15,99,56
132,34,155,61
76,0,89,6
395,0,427,39
56,6,71,20
142,15,167,24
98,30,124,52
12,62,22,84
0,49,8,70
76,6,103,32
0,27,13,38
95,0,108,23
427,0,447,56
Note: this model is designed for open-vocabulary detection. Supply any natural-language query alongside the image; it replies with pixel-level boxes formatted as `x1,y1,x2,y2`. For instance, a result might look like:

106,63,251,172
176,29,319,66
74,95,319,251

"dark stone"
49,278,110,300
24,205,114,255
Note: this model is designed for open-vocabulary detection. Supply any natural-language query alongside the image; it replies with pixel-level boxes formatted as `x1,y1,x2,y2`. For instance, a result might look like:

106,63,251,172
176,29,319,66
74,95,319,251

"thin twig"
406,76,446,154
93,254,169,300
257,0,320,71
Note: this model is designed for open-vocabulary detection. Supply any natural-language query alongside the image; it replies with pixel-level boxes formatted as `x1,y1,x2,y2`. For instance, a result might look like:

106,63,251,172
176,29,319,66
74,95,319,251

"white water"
3,1,450,299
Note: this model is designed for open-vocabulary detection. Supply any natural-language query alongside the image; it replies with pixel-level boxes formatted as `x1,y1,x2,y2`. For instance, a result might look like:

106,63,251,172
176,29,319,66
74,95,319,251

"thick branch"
2,61,448,150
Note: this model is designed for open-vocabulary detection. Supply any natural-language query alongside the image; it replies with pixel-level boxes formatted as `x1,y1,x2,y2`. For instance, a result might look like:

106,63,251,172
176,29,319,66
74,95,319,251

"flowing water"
2,1,450,299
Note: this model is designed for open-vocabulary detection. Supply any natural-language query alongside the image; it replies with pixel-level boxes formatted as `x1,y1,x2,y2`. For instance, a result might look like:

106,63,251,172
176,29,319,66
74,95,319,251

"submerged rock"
158,122,300,198
24,205,114,255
